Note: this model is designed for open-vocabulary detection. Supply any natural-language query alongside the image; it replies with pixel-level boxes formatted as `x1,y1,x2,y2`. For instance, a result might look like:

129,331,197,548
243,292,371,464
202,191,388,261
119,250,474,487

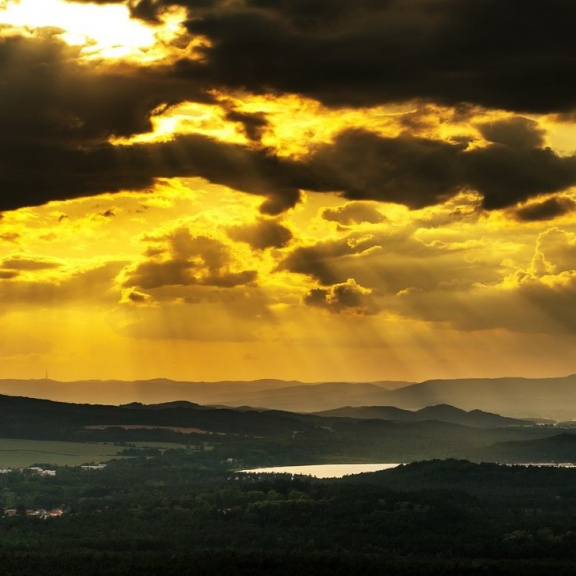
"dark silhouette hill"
0,393,318,438
347,459,576,497
475,433,576,463
0,393,574,464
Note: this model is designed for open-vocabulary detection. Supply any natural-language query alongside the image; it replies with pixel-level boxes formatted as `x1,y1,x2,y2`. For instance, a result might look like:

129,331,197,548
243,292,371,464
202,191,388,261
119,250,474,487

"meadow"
0,439,183,468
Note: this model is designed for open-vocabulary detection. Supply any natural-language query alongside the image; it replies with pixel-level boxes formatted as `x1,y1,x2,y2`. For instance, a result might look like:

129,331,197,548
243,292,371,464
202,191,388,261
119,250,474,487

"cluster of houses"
0,466,56,476
80,464,107,471
0,463,109,519
28,466,57,477
0,463,107,476
1,466,57,476
4,508,65,519
2,466,63,518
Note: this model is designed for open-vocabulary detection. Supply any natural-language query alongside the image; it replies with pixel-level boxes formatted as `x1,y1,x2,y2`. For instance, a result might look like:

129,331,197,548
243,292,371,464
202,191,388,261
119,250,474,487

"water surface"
239,463,401,478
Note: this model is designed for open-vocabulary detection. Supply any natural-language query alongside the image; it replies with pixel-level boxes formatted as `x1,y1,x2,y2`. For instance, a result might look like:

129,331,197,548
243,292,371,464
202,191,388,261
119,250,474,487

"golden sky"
1,0,576,383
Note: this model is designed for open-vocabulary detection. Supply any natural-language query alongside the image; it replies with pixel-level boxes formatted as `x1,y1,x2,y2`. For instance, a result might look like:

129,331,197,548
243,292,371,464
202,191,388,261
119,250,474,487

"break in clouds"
1,0,576,216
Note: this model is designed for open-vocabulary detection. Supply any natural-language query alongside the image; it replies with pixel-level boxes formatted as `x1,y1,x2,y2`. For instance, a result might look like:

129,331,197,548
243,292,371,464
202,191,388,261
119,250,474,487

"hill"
381,375,576,419
0,393,570,465
347,458,576,499
0,393,317,439
476,433,576,463
315,404,529,428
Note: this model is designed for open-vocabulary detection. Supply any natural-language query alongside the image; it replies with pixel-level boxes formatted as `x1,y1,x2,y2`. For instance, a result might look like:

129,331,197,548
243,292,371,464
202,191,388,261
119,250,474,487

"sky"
1,0,576,383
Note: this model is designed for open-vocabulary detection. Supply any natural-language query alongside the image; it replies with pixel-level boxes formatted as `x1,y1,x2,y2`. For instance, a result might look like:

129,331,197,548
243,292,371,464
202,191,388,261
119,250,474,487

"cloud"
0,271,19,280
303,125,576,212
0,232,20,243
391,227,576,334
304,278,378,315
530,228,576,275
463,140,576,211
120,288,155,306
124,226,258,290
478,117,546,150
227,218,292,249
304,130,466,208
0,256,61,272
224,109,269,142
279,206,514,301
0,32,210,210
0,32,204,144
2,24,576,219
513,196,576,222
397,272,576,335
0,260,126,310
168,0,576,113
322,202,386,226
0,29,306,215
278,233,381,285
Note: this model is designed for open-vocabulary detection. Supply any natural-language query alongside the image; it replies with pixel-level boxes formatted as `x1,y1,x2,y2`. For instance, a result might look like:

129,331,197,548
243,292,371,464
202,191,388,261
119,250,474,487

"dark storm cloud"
0,30,301,211
224,109,269,142
478,117,546,150
0,30,305,213
467,118,576,211
3,29,576,216
11,123,575,218
463,143,576,210
163,0,576,113
0,34,206,144
0,32,209,209
4,33,576,219
514,197,576,222
1,134,306,214
299,126,576,212
306,130,465,208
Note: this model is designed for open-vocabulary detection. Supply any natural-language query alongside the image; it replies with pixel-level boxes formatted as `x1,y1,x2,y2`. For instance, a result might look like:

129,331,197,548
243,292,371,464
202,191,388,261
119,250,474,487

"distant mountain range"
1,375,576,419
314,404,530,428
0,379,411,412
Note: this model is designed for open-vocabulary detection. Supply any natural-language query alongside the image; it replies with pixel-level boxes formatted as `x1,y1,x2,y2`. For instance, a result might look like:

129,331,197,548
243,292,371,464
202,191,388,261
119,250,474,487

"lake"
239,463,401,478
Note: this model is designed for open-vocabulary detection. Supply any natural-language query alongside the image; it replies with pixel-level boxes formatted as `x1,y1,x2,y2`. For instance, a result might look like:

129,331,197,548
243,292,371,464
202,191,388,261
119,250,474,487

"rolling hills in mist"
1,375,576,419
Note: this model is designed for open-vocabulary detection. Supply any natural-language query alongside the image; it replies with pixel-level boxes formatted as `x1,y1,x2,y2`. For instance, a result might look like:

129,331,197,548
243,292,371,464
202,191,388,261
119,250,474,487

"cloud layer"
2,2,576,216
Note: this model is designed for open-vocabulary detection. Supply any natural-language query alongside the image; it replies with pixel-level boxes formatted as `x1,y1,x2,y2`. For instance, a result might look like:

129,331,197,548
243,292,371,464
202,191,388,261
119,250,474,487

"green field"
0,439,184,468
